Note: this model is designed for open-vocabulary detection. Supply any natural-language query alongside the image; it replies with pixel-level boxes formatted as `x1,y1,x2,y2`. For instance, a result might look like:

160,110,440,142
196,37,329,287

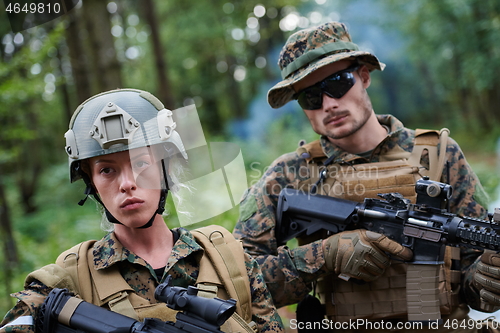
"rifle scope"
155,276,236,327
415,177,452,209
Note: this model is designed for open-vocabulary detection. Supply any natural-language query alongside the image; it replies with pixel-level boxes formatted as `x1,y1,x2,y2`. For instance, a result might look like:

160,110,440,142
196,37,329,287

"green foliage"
0,161,105,314
110,0,303,136
379,0,500,132
2,0,500,321
0,23,68,168
473,165,500,207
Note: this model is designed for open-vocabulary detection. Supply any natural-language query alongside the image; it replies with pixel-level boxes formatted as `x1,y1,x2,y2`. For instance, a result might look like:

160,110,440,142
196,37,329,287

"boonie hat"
268,21,386,109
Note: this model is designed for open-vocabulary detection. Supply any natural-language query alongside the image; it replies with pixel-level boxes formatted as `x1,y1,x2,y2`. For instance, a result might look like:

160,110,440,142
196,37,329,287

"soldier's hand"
474,252,500,312
322,229,413,282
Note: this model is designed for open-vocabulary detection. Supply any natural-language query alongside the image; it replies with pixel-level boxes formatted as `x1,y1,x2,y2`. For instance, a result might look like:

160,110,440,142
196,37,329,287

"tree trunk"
17,153,41,215
81,0,122,93
0,178,18,304
64,7,92,105
14,81,41,214
140,0,175,109
57,42,74,125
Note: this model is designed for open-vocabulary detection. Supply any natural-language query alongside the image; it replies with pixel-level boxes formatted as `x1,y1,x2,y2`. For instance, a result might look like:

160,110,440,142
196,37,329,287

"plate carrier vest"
295,128,463,322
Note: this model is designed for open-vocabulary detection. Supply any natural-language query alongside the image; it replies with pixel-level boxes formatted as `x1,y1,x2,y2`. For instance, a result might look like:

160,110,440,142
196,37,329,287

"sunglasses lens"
323,72,355,99
297,87,323,110
295,67,358,110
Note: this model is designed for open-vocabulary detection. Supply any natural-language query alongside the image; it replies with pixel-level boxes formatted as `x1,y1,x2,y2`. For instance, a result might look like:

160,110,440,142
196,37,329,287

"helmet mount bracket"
91,102,140,149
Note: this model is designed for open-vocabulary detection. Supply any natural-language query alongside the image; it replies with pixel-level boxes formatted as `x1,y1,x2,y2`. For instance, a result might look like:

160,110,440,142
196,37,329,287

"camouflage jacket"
0,227,284,333
233,114,489,309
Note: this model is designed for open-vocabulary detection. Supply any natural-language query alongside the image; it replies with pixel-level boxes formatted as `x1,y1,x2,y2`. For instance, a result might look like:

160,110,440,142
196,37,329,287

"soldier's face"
89,147,162,228
293,60,374,141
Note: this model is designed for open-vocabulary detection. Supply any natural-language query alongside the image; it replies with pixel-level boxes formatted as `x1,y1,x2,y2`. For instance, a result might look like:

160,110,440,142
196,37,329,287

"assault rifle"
35,275,236,333
276,177,500,322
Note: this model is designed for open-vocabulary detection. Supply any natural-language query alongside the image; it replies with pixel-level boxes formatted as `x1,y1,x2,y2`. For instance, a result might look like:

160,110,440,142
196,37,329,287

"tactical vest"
296,129,463,322
26,225,257,333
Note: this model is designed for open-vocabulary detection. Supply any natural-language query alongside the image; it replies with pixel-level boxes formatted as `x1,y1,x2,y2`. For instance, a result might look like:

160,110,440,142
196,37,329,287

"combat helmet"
64,88,187,228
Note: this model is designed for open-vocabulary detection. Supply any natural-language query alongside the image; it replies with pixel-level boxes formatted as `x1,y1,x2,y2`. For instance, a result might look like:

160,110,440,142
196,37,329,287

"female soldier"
0,89,283,333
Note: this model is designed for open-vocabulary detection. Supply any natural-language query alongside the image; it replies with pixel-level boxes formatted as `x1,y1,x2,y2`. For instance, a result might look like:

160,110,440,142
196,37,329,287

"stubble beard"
324,91,373,140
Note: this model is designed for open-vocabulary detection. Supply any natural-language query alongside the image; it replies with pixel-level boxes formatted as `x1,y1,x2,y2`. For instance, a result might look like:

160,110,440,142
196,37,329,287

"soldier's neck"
328,114,388,154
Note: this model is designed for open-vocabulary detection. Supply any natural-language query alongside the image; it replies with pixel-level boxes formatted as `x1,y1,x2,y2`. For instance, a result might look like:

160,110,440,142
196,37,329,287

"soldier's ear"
358,65,371,88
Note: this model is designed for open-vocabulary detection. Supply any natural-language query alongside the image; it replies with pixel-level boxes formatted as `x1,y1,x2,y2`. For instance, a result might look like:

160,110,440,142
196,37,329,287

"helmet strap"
78,185,93,206
76,170,125,226
137,159,171,229
137,189,168,229
136,159,170,229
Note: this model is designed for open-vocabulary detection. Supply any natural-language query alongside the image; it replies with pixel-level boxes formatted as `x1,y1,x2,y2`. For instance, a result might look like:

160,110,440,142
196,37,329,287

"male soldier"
234,22,500,331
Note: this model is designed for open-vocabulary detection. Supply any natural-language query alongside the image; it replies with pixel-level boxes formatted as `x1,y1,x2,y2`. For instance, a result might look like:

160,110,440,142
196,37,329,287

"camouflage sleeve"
440,137,488,219
244,253,284,332
439,136,490,311
234,153,329,308
0,281,51,333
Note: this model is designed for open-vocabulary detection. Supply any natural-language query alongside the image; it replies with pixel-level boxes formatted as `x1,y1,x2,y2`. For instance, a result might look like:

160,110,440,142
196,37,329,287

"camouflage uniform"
233,114,489,315
0,227,284,333
233,19,492,328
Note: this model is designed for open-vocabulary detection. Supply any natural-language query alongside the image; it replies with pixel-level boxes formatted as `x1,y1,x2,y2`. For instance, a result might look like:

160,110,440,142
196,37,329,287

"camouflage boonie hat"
268,22,386,109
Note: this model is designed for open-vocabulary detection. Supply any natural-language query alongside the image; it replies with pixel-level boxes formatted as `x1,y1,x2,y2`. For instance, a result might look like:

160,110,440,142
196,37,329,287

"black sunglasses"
294,65,360,110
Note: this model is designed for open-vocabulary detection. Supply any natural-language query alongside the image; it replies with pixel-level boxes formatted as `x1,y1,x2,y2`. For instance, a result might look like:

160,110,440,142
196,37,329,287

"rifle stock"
276,178,500,322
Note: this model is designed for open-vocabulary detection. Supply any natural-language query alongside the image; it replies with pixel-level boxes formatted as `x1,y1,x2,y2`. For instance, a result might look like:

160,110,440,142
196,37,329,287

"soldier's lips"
120,197,145,210
324,114,348,126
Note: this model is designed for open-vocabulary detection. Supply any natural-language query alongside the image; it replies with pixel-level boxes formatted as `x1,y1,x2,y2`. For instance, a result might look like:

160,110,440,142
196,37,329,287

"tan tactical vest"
26,225,257,333
296,129,463,322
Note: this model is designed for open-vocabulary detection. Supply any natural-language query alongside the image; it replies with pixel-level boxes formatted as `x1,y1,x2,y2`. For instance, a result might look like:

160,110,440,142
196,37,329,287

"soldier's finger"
481,252,500,267
477,261,500,279
475,270,500,294
365,247,391,269
362,255,386,275
480,288,500,306
373,235,413,261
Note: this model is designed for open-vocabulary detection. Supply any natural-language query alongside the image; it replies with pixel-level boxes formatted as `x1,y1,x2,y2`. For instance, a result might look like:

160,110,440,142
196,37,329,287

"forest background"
1,0,500,329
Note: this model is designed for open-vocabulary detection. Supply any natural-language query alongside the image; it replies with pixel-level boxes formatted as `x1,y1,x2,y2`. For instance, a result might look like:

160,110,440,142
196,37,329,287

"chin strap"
136,189,168,229
78,181,124,226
